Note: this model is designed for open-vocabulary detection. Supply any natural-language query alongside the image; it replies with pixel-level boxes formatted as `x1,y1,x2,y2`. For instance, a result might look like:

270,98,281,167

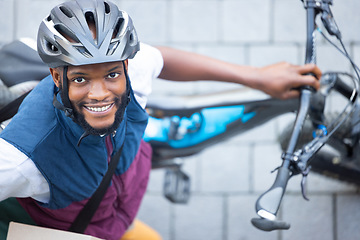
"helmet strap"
122,61,131,106
53,90,74,119
62,66,73,110
52,66,74,119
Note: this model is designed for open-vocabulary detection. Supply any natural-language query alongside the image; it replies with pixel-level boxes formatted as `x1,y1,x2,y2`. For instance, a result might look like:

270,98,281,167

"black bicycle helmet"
37,0,139,68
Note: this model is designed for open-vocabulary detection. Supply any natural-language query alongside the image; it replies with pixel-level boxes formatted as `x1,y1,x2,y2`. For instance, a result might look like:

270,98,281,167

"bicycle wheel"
278,113,360,186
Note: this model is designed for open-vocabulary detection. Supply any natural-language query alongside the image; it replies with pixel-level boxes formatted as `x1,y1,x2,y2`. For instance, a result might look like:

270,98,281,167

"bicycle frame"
146,91,298,167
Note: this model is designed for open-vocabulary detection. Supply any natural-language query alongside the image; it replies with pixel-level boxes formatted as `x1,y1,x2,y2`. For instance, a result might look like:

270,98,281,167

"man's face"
50,60,128,132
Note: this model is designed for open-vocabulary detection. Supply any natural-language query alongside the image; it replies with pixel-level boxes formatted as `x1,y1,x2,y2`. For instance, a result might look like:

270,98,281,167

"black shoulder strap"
68,143,124,234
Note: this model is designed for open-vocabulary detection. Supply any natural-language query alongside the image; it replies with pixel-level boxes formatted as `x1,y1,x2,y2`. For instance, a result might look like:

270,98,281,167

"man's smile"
84,103,115,113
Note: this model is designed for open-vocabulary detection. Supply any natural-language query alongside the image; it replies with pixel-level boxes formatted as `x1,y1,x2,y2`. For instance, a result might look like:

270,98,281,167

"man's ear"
49,68,61,88
124,59,128,71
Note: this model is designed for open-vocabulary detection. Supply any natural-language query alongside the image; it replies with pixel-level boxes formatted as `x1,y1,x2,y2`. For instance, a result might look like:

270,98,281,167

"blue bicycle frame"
144,90,299,166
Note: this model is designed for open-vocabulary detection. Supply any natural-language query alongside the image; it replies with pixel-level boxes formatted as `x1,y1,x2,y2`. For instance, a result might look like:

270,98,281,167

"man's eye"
108,72,120,79
73,77,86,83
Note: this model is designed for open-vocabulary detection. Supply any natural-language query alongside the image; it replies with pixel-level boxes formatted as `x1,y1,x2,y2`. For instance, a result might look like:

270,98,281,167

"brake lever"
295,134,328,201
302,0,341,39
300,166,311,201
320,2,342,39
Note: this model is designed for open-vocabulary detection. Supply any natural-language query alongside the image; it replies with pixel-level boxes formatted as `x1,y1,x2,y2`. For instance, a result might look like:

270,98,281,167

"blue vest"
0,75,149,210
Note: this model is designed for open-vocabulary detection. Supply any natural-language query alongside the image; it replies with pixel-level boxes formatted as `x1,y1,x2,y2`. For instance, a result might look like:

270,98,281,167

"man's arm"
156,46,321,100
0,138,50,203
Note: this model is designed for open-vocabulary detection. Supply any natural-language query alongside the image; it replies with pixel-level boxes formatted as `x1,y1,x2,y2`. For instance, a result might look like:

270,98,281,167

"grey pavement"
2,0,360,240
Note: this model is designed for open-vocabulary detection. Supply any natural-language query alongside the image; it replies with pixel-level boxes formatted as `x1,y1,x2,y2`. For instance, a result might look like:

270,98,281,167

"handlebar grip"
251,218,290,231
253,166,291,230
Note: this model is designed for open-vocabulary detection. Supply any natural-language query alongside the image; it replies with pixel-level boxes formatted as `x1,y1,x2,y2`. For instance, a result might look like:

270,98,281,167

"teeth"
86,104,112,112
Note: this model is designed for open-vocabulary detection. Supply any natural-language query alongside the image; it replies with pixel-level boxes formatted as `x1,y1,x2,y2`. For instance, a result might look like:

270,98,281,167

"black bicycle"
250,0,360,231
145,0,360,231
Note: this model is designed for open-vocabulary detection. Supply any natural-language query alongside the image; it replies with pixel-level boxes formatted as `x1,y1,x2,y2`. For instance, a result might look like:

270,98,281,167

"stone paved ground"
2,0,360,239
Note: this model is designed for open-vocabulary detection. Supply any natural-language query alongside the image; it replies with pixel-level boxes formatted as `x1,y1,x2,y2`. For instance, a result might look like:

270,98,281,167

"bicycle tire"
278,113,360,186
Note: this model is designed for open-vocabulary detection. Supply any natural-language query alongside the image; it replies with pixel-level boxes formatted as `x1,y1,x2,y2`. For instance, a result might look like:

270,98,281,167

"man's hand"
255,62,322,99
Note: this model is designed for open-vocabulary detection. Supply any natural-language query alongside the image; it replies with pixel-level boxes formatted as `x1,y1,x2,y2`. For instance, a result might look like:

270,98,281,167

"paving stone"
170,1,219,43
253,143,284,192
0,0,14,43
249,44,299,67
336,194,360,240
121,0,168,44
195,45,246,65
15,0,63,40
330,0,360,43
173,195,223,240
307,172,357,193
273,0,306,43
147,168,166,193
199,143,251,192
222,0,271,43
137,194,172,240
228,195,278,240
353,45,360,66
151,78,197,95
317,44,353,72
282,194,333,240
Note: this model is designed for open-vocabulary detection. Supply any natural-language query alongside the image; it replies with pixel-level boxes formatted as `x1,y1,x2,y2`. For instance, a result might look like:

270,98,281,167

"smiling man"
0,0,322,239
0,1,157,239
51,61,130,136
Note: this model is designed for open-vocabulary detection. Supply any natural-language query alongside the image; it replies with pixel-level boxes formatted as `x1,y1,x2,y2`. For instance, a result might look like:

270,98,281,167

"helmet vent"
46,41,59,53
75,46,93,58
113,18,124,38
85,12,96,41
104,2,111,14
59,6,73,18
54,24,79,43
85,12,95,25
46,15,52,22
107,41,119,56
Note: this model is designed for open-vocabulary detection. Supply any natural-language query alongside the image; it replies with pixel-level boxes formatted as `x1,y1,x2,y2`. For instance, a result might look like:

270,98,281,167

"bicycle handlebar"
252,0,358,231
251,88,312,231
251,72,357,231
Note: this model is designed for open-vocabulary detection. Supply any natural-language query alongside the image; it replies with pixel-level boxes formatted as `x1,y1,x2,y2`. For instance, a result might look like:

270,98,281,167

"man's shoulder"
0,75,60,155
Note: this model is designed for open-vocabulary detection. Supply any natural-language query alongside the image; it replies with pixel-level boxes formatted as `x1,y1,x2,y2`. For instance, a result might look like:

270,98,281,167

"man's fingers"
297,63,322,80
283,90,300,99
299,74,321,90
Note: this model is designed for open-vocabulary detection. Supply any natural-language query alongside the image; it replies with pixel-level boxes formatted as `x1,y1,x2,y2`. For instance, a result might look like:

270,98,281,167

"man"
0,0,321,239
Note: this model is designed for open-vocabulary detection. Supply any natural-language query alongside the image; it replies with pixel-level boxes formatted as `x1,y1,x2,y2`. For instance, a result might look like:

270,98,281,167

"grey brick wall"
1,0,360,240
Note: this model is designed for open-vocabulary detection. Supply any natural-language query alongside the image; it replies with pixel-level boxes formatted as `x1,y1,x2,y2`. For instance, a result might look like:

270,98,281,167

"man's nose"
88,80,111,101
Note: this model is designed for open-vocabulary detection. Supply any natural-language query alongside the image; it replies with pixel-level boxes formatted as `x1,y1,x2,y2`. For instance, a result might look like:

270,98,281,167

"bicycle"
144,0,360,231
0,0,359,232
